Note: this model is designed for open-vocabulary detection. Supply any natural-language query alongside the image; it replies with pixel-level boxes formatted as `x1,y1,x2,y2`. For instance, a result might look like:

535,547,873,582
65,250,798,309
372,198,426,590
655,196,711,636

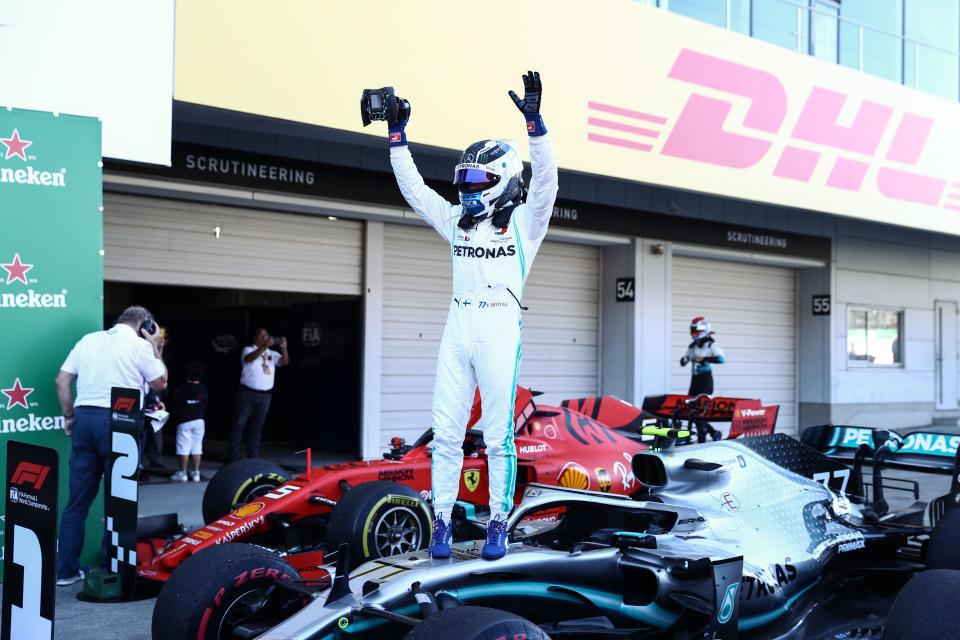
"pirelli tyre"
151,543,305,640
202,458,290,523
326,480,432,562
404,606,551,640
925,508,960,570
882,569,960,639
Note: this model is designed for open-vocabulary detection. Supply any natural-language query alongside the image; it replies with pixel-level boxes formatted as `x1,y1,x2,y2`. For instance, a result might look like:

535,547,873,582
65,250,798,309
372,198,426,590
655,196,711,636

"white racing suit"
389,135,558,519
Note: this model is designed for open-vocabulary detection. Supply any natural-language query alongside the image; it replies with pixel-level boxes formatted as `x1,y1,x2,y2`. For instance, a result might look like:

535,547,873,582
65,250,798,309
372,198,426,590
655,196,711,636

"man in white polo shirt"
53,305,167,586
227,327,289,461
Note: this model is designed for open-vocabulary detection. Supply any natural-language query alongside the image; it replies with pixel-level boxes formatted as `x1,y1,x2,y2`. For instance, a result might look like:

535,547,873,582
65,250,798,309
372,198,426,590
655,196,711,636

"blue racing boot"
482,514,509,560
429,515,452,559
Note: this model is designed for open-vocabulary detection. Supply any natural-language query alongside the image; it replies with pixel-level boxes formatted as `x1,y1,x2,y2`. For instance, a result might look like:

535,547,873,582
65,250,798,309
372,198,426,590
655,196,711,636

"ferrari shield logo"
463,469,481,493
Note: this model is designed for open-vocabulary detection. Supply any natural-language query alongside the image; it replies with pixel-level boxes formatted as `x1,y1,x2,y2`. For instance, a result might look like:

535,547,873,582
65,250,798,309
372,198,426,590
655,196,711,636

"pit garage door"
381,224,600,447
103,193,363,294
671,255,797,434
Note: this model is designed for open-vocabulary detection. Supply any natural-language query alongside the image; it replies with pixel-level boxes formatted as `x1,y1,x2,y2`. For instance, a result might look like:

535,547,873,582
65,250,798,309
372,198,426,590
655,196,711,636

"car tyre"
326,480,432,562
883,569,960,639
202,458,290,523
403,606,551,640
926,508,960,570
151,542,302,640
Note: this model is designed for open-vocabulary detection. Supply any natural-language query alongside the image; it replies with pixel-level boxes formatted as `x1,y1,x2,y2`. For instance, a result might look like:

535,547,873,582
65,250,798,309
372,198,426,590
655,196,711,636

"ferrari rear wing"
641,394,780,438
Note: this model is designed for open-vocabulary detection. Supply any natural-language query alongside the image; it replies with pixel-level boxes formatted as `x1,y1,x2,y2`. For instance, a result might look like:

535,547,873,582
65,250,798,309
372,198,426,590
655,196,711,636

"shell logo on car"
558,462,590,491
231,502,265,518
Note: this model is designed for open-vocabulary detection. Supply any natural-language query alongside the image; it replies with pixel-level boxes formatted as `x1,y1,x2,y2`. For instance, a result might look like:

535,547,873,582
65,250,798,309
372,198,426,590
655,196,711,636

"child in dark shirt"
171,362,209,482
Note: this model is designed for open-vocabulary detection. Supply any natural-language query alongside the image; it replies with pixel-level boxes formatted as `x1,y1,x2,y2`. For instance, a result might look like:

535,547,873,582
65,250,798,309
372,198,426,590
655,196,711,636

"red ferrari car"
136,388,777,583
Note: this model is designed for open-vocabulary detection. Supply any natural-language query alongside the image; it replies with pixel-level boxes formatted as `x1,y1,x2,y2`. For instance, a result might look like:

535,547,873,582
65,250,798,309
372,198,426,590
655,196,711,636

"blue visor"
454,168,499,191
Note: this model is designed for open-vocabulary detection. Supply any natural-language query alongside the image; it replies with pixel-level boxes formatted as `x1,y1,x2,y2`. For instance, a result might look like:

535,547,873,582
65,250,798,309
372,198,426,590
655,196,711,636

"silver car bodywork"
257,435,896,639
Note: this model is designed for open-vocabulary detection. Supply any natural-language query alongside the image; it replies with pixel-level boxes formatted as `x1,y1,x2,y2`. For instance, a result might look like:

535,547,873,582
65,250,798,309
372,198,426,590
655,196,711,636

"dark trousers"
688,371,714,396
57,406,111,579
689,372,720,442
140,421,164,467
228,387,272,460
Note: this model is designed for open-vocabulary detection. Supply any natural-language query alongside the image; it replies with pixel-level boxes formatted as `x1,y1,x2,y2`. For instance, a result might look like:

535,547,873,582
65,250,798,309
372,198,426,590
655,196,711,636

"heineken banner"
0,108,103,578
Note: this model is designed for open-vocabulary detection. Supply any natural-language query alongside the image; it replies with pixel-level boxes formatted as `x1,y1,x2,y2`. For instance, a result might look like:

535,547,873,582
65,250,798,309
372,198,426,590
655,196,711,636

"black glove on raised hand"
508,70,546,137
388,96,411,147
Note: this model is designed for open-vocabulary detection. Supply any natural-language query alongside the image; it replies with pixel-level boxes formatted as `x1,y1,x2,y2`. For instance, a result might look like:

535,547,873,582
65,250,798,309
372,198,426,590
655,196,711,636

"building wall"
828,229,960,428
167,108,960,434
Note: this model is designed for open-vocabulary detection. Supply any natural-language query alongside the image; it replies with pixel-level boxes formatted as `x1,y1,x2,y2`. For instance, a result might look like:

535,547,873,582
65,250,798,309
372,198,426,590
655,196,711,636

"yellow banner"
175,0,960,235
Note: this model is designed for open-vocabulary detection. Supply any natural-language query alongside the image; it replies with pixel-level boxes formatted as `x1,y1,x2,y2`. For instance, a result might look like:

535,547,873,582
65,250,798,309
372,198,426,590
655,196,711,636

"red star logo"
1,254,32,285
2,379,34,410
0,129,32,161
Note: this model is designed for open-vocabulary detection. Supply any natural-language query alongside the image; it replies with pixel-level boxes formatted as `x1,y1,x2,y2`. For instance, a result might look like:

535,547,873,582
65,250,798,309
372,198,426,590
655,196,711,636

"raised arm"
509,71,558,246
387,97,458,243
525,135,558,245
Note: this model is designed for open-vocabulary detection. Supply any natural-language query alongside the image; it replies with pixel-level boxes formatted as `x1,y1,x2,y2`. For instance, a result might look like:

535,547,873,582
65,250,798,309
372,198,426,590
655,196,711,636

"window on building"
847,308,903,366
753,0,808,52
904,0,960,100
810,0,840,63
669,0,727,27
839,0,903,83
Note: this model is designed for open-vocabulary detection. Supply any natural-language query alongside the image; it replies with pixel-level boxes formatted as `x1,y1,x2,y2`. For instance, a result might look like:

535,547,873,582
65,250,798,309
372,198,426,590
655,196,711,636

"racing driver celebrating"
386,71,558,560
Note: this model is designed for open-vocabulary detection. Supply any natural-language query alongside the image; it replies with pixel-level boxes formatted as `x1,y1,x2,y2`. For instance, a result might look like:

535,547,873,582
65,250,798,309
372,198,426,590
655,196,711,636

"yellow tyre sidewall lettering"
230,472,286,509
360,494,433,559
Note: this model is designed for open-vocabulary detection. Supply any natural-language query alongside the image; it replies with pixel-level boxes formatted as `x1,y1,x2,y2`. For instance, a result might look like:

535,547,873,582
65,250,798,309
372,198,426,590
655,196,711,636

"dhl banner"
175,0,960,236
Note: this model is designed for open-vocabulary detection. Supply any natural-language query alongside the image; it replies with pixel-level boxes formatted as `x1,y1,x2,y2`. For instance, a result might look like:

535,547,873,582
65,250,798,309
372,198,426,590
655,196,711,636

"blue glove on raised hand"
387,96,411,147
508,70,546,137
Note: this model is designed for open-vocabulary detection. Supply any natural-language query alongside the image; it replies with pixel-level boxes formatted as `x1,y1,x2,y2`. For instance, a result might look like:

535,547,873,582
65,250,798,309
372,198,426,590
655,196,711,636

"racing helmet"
453,139,524,221
690,316,711,339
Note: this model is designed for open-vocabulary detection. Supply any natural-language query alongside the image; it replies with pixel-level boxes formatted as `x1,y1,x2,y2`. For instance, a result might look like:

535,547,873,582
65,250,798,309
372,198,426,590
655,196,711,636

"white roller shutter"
381,224,599,446
671,255,797,434
103,193,363,294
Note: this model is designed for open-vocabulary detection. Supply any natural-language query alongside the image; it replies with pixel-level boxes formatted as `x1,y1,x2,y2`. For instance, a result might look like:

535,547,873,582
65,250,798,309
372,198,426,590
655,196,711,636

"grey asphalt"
0,453,954,639
56,466,210,640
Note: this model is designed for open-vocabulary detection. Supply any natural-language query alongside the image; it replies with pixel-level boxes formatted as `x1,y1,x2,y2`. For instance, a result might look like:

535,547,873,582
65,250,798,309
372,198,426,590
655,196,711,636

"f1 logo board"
108,387,141,595
2,440,58,640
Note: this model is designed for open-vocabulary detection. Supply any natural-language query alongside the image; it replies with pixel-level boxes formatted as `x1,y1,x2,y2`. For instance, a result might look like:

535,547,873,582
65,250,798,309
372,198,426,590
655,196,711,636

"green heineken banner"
0,107,103,578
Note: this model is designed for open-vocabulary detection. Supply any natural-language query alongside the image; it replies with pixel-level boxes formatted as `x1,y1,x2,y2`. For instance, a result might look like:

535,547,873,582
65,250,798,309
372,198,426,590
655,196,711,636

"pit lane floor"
0,457,951,639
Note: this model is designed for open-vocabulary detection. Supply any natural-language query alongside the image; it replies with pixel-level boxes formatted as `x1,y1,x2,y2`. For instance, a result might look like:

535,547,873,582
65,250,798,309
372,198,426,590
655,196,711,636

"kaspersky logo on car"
0,253,68,309
0,378,65,435
0,129,67,188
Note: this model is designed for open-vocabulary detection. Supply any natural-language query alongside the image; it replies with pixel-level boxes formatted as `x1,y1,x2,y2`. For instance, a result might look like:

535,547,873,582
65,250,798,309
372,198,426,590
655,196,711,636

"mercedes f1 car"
150,424,960,640
136,389,778,583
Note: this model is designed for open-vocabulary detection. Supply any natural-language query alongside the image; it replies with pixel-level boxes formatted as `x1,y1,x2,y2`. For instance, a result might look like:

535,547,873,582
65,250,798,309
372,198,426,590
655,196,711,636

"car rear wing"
642,394,779,438
801,424,960,525
801,425,960,474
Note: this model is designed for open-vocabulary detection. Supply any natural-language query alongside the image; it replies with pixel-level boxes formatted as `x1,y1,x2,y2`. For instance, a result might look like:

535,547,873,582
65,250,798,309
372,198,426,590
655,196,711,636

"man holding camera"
382,71,558,560
54,305,167,585
228,327,289,461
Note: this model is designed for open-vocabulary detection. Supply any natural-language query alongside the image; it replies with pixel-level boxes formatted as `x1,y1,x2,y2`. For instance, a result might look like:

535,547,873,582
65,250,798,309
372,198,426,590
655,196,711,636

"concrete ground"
0,449,953,639
45,446,350,640
55,460,213,640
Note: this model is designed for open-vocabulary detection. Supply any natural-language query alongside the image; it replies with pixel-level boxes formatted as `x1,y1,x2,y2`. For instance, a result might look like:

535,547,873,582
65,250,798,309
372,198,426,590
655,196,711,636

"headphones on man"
140,318,157,337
